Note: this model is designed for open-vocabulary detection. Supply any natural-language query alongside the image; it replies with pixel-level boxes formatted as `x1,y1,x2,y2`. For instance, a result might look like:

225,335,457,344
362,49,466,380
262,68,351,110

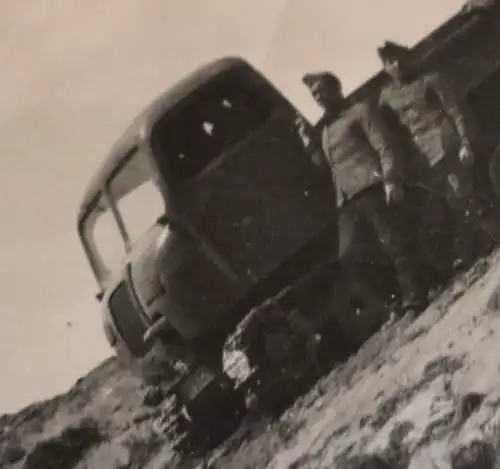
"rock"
142,385,165,408
450,440,496,469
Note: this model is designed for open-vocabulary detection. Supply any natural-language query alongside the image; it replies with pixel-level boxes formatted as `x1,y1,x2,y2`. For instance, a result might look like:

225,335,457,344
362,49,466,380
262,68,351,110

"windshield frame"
78,147,163,289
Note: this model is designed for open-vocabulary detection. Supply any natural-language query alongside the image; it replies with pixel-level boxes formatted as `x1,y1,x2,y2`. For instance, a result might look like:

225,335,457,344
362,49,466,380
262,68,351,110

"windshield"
80,150,165,286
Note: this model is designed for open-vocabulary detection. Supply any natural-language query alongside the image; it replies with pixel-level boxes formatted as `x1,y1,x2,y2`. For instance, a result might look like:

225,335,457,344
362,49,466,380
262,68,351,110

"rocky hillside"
3,248,500,469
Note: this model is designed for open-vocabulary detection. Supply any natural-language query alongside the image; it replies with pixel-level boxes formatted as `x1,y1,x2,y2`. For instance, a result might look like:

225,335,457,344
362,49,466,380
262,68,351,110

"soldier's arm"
296,116,324,165
425,73,475,146
357,100,402,188
309,124,328,166
377,87,388,108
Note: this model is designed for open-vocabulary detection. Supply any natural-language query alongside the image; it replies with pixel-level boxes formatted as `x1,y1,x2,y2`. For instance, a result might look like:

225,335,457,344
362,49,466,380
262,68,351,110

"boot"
476,210,500,245
393,257,429,318
465,198,500,245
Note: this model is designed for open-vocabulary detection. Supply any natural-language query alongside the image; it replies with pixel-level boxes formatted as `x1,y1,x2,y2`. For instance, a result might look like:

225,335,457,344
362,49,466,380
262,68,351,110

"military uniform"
321,99,427,312
379,71,499,267
378,72,474,182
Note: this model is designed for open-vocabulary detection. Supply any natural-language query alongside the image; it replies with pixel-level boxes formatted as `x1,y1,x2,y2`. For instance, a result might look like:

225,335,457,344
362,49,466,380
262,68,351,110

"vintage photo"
2,1,500,468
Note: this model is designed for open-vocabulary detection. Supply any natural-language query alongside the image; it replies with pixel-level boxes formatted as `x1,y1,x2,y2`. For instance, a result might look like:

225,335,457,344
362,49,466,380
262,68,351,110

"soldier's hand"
294,116,310,146
447,173,464,198
294,115,306,130
295,116,306,130
384,183,404,205
459,143,475,168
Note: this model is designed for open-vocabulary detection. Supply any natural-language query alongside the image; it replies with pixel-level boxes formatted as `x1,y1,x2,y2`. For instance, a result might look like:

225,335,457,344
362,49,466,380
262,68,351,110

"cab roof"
77,56,249,229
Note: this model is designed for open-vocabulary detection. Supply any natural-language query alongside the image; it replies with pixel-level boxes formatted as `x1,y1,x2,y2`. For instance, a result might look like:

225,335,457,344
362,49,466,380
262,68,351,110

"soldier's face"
310,82,326,107
383,58,402,81
310,81,341,109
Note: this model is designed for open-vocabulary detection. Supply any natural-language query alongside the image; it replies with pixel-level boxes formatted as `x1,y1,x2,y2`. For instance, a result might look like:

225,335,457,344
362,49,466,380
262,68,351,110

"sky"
0,0,465,413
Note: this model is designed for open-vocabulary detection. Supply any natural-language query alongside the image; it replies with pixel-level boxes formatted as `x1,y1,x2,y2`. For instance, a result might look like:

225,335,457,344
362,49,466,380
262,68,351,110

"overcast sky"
0,0,464,413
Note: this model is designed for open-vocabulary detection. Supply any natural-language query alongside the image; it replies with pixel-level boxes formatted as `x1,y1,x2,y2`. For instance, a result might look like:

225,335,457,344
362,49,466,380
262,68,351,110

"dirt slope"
3,250,500,469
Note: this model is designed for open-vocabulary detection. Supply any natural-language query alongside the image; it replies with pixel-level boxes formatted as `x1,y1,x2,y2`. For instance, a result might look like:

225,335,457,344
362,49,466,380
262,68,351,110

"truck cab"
77,57,338,370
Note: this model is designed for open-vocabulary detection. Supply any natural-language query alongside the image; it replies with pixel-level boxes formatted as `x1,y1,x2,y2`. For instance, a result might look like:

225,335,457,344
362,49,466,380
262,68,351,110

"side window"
107,151,165,244
115,181,165,242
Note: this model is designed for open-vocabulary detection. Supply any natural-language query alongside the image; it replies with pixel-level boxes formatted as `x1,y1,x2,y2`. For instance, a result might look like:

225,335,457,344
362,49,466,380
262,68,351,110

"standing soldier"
377,41,500,270
309,72,428,317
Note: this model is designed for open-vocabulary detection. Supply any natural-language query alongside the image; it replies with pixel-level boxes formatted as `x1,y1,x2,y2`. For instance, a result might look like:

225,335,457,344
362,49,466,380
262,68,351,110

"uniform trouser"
342,184,427,311
450,188,500,246
422,162,500,268
410,189,459,279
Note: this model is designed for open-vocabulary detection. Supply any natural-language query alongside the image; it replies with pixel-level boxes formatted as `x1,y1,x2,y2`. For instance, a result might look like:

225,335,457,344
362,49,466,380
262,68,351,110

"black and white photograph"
3,1,500,468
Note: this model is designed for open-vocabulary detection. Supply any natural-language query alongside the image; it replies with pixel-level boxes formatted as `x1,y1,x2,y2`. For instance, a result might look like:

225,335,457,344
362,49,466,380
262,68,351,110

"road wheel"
329,273,390,349
241,303,318,382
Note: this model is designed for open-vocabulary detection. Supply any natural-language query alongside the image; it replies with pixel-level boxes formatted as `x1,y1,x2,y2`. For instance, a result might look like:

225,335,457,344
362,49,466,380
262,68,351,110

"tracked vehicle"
77,57,392,443
78,0,500,448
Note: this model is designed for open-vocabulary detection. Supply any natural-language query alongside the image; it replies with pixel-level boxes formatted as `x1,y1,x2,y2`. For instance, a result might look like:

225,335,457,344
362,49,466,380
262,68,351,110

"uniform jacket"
321,99,402,207
378,72,476,173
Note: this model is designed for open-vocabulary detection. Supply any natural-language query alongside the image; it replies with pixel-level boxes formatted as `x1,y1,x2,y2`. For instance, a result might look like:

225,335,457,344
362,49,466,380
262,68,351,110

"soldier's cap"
302,71,341,91
377,40,412,62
